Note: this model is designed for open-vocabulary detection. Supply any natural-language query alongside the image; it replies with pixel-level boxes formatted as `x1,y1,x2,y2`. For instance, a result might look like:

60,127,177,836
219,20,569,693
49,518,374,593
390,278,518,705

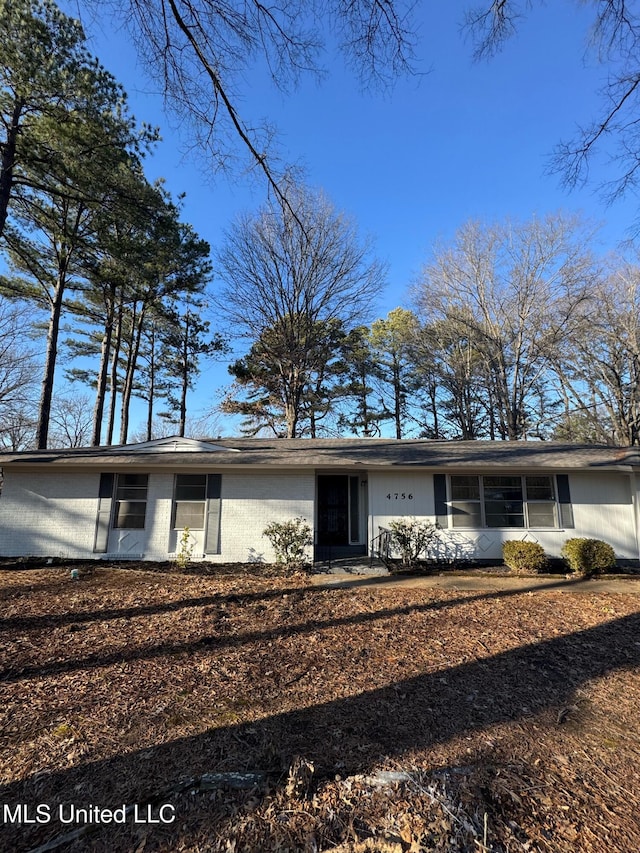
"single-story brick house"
0,436,639,565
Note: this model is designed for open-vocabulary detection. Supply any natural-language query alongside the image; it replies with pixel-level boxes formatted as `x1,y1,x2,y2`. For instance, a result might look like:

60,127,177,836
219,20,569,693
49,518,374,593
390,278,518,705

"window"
450,475,482,527
523,476,557,527
450,475,557,529
173,474,207,529
483,476,524,528
114,474,148,529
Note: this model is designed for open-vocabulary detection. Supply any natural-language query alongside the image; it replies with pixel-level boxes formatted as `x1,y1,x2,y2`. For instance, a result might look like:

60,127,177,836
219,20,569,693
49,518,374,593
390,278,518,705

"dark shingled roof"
1,438,639,471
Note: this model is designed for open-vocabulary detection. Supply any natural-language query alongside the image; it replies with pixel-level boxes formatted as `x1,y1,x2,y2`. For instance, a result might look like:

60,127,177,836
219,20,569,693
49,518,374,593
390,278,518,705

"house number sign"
385,493,414,500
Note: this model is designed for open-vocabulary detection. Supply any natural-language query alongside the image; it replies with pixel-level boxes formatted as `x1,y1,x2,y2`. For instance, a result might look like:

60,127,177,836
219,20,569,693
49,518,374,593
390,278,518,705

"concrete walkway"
310,569,640,595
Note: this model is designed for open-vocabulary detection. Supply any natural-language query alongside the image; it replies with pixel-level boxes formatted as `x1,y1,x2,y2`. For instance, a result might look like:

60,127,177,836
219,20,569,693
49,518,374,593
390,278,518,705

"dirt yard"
1,562,639,852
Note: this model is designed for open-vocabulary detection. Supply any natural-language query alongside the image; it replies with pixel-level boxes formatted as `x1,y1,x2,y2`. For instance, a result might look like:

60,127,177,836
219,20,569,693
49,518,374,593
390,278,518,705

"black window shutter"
204,474,222,554
434,473,448,529
94,473,114,552
556,474,574,528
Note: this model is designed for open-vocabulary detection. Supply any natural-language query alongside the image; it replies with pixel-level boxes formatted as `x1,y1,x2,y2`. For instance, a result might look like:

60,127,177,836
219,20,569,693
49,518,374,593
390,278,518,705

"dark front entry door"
317,475,349,546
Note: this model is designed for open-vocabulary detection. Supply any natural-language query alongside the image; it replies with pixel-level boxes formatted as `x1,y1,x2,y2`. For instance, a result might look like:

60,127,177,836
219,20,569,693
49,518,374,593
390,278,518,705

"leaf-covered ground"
1,563,639,852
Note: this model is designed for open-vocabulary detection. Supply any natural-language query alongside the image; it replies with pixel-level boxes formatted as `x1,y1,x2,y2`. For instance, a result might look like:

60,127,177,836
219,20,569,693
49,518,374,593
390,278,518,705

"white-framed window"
173,474,207,529
113,473,148,529
450,474,557,529
523,475,557,527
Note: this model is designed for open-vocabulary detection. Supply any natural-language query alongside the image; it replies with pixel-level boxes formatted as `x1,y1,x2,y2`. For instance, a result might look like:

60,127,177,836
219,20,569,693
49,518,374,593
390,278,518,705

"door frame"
315,472,368,548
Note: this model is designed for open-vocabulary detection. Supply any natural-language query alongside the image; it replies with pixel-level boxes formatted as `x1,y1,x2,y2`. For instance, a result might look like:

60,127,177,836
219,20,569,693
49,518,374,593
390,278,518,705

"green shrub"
388,517,437,567
502,540,549,574
561,537,616,577
263,517,313,568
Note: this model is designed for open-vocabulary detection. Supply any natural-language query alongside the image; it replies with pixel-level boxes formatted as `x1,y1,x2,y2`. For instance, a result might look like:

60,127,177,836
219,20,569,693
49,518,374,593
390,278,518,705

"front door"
317,475,349,546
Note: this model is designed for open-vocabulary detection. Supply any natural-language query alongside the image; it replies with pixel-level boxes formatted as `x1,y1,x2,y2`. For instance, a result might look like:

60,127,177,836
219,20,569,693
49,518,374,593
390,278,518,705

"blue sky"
62,1,639,434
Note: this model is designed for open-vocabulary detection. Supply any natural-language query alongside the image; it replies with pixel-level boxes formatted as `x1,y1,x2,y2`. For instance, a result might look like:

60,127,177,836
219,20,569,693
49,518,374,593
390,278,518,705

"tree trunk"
106,303,123,445
178,312,189,437
119,303,146,444
91,289,116,446
36,271,65,449
285,401,298,438
146,322,156,441
393,358,402,439
429,383,439,438
0,97,23,239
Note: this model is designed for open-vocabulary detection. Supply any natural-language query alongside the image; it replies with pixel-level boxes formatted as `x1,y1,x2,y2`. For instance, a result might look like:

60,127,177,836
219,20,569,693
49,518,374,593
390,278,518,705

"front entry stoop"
312,556,389,576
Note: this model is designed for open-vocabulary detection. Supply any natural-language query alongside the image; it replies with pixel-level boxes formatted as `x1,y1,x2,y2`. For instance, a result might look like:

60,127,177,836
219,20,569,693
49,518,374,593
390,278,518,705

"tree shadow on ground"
0,578,584,681
2,605,639,851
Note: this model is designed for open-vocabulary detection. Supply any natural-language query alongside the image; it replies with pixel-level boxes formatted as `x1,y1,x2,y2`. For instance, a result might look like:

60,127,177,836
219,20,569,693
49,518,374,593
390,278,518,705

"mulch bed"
1,562,639,852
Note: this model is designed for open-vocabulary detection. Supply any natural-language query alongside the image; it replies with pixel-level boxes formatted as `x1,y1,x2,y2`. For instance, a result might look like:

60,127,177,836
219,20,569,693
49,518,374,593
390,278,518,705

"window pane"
483,476,523,501
527,503,556,527
175,502,206,529
526,476,554,501
485,498,524,527
451,501,482,528
114,474,147,529
175,474,207,501
116,485,147,499
116,474,148,500
114,501,146,529
118,474,148,487
451,476,480,500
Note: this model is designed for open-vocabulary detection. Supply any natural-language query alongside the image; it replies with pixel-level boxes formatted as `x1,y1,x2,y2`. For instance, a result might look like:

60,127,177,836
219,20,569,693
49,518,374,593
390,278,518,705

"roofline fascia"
1,461,638,474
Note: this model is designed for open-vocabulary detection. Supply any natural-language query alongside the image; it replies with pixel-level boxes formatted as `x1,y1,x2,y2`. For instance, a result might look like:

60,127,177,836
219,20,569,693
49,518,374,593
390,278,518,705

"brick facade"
0,468,315,563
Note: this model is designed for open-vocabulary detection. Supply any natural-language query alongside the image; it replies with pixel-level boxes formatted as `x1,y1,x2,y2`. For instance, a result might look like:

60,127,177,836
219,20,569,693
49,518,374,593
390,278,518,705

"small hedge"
561,537,616,577
502,540,549,574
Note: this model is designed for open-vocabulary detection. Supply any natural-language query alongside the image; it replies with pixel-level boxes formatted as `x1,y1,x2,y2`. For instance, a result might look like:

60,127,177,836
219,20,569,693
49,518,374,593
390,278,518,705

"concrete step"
312,556,389,576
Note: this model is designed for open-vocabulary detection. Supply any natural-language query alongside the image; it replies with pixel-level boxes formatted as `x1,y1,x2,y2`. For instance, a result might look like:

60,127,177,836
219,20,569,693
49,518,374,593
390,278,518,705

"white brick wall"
3,466,637,563
0,468,316,563
131,470,316,563
215,471,315,563
369,470,639,560
0,470,101,558
369,470,434,532
569,472,638,559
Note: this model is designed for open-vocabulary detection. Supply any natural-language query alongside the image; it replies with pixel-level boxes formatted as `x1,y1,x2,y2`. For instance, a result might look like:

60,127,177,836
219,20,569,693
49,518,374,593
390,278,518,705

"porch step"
312,556,389,577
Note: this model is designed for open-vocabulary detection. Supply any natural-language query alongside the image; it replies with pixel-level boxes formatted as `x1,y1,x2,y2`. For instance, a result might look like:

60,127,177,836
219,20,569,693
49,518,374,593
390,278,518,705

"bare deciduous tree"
415,214,598,440
551,261,640,445
0,297,38,448
48,391,94,448
216,183,386,437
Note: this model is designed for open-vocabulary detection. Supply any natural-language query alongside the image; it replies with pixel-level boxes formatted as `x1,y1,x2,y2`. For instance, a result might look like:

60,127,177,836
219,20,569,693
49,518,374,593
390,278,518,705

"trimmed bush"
263,517,313,568
502,540,549,574
388,517,437,567
561,537,616,577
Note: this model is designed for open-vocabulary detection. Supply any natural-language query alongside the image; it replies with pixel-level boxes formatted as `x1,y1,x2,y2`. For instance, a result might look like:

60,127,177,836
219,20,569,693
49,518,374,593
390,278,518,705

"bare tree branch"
464,1,640,223
87,0,416,206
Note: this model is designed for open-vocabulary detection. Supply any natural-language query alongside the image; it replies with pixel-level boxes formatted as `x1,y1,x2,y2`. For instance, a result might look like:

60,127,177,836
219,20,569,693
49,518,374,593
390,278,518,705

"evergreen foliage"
388,517,437,567
561,538,617,577
502,541,549,574
263,518,313,568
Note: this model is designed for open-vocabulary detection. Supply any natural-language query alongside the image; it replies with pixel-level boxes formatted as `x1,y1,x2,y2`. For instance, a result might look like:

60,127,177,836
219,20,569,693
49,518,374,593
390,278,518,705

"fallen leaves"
0,564,639,852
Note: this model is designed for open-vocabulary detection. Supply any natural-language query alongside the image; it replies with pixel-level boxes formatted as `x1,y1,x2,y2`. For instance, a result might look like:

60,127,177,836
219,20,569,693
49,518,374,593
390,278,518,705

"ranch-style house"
0,437,639,566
